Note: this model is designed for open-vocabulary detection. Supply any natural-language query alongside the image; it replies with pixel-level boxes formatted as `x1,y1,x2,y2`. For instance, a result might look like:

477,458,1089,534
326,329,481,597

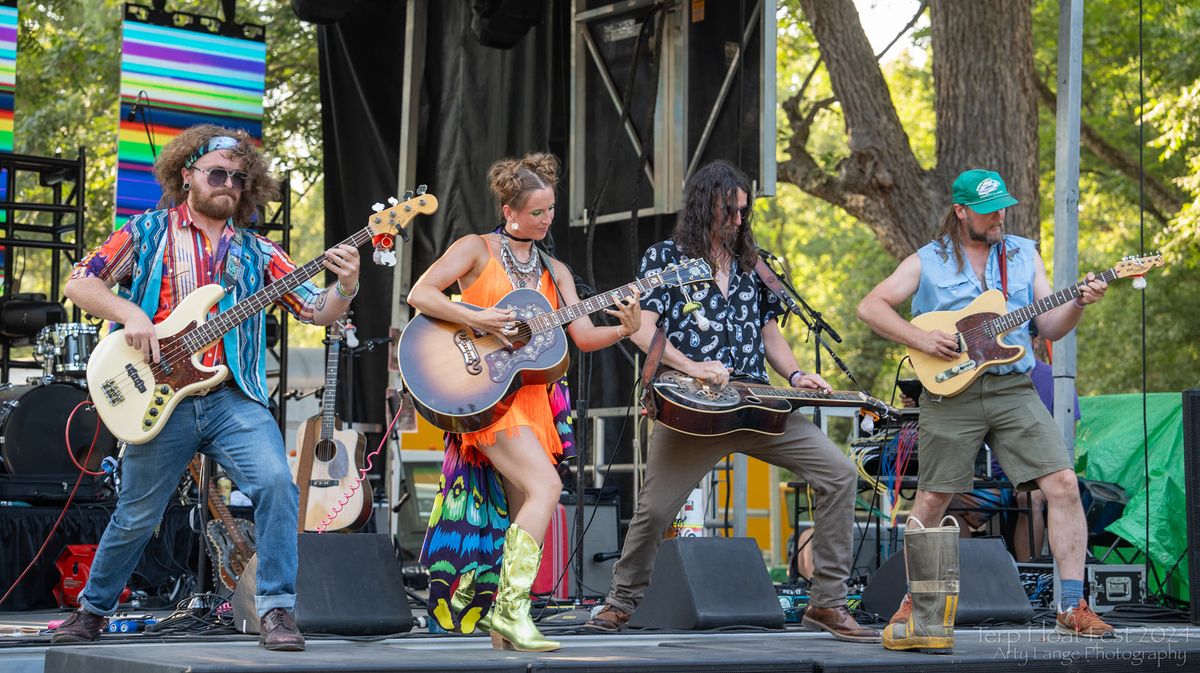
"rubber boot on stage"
882,516,959,653
488,524,560,652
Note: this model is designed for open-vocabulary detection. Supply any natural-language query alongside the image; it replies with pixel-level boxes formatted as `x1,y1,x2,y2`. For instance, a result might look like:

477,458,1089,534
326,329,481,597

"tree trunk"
930,0,1040,240
780,0,1042,257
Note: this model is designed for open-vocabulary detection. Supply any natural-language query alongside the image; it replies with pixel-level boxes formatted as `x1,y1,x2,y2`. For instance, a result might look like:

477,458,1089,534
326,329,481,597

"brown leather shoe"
259,608,305,651
802,605,882,643
888,593,912,625
50,609,106,643
584,604,631,632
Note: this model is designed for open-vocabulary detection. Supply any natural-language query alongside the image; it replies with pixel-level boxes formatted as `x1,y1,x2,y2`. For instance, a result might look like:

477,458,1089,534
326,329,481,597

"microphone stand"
570,279,595,605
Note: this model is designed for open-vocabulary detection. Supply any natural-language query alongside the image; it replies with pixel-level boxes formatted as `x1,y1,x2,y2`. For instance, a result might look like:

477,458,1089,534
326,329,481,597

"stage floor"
4,610,1200,673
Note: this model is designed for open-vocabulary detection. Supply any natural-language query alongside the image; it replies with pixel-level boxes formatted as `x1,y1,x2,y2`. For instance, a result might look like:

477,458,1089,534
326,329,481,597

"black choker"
495,226,535,243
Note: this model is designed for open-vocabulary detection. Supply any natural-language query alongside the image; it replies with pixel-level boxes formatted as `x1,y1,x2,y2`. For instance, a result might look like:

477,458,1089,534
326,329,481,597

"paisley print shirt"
638,240,782,383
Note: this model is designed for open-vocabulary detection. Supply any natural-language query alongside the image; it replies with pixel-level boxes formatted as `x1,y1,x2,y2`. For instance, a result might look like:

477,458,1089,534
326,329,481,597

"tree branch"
1035,76,1184,221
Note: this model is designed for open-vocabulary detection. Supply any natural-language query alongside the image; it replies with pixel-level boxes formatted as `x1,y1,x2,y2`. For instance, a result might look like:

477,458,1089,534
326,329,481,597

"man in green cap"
857,169,1114,649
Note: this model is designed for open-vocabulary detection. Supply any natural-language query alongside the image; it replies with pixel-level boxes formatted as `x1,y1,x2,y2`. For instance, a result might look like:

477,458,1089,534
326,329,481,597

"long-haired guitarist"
857,169,1114,642
55,126,360,651
585,161,879,644
406,152,639,652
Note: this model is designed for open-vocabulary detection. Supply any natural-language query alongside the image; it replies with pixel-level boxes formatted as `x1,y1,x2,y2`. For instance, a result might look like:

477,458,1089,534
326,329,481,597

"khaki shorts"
918,373,1073,492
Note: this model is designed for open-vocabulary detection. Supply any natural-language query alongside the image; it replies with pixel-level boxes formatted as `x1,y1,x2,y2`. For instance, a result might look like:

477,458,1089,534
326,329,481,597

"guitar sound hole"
745,395,762,404
315,439,336,462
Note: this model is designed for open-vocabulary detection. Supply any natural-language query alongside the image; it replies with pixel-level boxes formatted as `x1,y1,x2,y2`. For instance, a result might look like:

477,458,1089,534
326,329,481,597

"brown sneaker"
50,609,106,644
1056,599,1115,639
585,604,632,632
888,593,912,625
802,605,882,643
259,608,306,651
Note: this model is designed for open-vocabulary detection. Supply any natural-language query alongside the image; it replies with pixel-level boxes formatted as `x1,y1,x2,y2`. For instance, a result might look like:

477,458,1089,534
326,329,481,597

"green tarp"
1075,392,1187,600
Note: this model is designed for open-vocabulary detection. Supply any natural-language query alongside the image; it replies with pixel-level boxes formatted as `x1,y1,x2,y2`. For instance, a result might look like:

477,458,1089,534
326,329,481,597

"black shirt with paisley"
638,240,783,383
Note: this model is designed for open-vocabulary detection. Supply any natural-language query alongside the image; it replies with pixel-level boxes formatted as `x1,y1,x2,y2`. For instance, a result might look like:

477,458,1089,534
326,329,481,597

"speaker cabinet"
862,537,1033,625
1183,389,1200,625
628,537,784,630
561,491,621,599
232,533,413,636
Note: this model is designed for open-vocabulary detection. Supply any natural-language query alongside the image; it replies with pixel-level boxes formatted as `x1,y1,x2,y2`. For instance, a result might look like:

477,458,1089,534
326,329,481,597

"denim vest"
912,234,1036,375
121,209,273,406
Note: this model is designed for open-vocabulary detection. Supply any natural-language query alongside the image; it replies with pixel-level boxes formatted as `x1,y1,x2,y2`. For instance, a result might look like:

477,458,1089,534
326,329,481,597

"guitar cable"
312,392,405,533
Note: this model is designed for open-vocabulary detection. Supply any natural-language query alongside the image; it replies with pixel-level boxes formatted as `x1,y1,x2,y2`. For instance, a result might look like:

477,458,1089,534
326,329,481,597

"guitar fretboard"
320,338,341,441
178,227,375,354
741,385,867,406
526,275,664,332
988,266,1121,335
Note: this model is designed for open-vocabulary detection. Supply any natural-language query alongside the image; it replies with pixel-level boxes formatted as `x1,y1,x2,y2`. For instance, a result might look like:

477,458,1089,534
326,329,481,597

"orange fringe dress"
455,243,563,465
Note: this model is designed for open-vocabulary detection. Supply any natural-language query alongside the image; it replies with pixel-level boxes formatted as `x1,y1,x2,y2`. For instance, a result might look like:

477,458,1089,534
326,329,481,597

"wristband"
335,280,359,301
788,370,805,386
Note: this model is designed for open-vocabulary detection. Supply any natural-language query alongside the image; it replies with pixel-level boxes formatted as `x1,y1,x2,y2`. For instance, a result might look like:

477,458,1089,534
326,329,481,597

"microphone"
126,90,149,122
593,551,621,563
756,247,781,263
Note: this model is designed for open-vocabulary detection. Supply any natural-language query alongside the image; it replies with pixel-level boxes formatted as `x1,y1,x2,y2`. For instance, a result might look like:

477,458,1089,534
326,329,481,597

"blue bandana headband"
184,135,239,168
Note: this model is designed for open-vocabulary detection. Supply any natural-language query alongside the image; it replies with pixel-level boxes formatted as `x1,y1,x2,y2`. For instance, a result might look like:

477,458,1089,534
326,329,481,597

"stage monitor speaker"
561,490,620,599
862,537,1033,625
628,537,784,630
1183,388,1200,625
232,533,413,636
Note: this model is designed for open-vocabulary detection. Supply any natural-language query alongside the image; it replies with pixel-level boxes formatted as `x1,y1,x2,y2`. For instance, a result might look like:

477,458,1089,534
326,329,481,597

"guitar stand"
193,455,216,595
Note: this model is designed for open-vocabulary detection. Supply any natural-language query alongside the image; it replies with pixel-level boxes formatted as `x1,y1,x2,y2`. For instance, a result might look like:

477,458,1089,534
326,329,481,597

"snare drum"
34,323,99,378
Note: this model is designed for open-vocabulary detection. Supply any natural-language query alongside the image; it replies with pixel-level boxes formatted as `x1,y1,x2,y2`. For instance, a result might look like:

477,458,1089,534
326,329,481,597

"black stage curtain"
0,504,194,612
316,1,647,418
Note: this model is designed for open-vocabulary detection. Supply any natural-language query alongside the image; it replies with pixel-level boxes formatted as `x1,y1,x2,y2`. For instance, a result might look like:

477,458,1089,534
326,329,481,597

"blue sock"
1060,579,1084,610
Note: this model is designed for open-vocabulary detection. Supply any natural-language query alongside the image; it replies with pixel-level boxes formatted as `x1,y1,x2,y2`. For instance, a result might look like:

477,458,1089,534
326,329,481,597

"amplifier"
1087,564,1145,613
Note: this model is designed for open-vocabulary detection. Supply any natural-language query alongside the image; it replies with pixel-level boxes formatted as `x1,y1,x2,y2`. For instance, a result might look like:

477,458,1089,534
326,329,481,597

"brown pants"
605,415,857,612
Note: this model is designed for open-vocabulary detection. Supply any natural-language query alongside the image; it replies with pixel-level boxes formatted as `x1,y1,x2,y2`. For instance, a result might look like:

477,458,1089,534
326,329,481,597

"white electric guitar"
86,191,437,444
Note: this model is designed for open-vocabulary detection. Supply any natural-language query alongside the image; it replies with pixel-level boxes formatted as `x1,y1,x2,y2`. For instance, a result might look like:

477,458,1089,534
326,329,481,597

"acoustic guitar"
292,322,372,532
649,368,894,437
86,190,437,444
187,458,255,595
908,254,1163,397
399,258,712,433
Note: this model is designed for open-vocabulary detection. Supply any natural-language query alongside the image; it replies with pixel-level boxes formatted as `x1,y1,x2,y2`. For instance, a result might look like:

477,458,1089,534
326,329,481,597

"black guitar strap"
754,258,796,324
640,326,667,420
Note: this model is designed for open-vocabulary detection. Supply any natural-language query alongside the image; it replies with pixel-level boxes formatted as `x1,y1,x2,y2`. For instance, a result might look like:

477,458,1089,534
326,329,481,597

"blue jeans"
79,386,298,618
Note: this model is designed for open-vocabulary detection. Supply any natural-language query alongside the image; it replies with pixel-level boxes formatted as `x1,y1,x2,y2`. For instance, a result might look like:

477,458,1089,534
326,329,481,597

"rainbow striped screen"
0,0,16,286
115,7,265,226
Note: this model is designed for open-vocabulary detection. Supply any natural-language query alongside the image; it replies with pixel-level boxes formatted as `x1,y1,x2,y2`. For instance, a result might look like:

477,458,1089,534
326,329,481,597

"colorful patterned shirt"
72,203,321,367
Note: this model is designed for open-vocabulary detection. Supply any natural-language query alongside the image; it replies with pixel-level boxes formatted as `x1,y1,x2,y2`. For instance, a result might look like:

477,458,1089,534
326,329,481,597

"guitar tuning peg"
416,184,427,195
371,202,385,212
387,196,399,206
401,190,414,201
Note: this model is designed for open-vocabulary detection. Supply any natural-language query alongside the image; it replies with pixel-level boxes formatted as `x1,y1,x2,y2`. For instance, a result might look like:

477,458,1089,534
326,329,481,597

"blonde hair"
486,152,560,219
933,206,966,273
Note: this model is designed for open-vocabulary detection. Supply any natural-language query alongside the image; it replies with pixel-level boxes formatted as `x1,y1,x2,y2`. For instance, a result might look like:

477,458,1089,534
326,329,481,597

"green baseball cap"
952,169,1018,214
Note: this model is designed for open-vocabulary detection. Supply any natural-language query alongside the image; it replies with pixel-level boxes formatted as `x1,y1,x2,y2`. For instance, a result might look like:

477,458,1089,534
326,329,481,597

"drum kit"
0,322,117,475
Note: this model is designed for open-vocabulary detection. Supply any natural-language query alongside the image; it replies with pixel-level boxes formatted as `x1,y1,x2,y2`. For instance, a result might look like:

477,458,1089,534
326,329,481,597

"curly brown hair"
154,124,280,226
672,160,758,273
486,152,560,219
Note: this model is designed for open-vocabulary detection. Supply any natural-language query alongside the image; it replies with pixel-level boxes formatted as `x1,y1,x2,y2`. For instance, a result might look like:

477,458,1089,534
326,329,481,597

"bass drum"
0,383,118,474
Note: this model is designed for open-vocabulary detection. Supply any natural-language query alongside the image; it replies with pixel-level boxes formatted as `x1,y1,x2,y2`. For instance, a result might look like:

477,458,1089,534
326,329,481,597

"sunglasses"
191,166,249,191
735,204,753,222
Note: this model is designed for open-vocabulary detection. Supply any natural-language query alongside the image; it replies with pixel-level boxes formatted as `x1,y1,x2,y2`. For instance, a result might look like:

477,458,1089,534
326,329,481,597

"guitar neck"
320,341,340,441
526,275,664,332
179,226,374,353
990,265,1121,335
742,384,869,407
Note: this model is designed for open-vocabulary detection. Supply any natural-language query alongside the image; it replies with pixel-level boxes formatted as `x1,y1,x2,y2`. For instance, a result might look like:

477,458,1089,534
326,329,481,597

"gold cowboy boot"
448,569,491,634
487,524,560,652
882,516,959,653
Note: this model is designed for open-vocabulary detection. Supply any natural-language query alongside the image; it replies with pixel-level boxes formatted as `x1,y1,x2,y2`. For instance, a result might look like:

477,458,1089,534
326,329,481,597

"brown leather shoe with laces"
1055,599,1115,638
50,609,106,644
802,605,882,643
888,593,912,625
585,604,632,632
259,608,305,651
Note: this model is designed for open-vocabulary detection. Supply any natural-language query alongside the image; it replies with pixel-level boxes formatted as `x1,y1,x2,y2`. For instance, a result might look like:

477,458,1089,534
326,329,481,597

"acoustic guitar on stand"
908,254,1164,397
399,258,712,433
187,458,255,595
292,321,371,532
86,189,437,445
649,368,894,437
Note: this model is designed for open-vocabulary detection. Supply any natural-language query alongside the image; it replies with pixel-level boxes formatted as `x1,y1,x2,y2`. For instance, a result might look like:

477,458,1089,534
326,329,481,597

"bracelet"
335,280,360,301
788,369,805,386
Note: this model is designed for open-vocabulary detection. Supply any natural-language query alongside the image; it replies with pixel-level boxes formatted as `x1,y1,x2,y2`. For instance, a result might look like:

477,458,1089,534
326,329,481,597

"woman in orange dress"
408,153,639,651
